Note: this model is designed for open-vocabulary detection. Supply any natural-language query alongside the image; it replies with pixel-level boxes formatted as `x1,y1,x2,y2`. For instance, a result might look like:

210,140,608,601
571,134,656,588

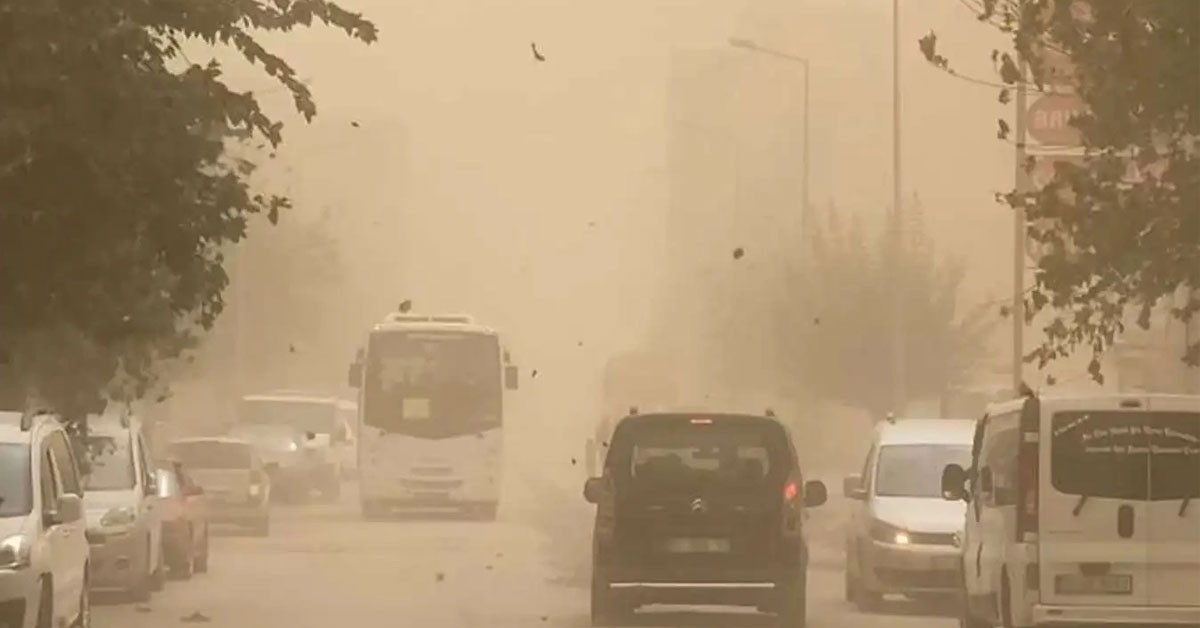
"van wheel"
778,573,808,628
72,573,90,628
252,517,270,537
844,569,856,602
1000,572,1014,628
958,580,990,628
194,528,209,574
129,545,152,603
36,577,53,628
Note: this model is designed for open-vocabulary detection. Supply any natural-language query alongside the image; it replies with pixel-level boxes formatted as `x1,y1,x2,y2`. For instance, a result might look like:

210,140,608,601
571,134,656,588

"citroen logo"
690,498,707,515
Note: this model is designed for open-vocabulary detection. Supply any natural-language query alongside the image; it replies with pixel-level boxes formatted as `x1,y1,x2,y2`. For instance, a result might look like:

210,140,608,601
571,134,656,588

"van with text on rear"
942,394,1200,627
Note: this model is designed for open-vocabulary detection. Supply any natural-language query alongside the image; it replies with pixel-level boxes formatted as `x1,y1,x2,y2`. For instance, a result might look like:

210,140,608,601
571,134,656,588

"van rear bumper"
1033,604,1200,625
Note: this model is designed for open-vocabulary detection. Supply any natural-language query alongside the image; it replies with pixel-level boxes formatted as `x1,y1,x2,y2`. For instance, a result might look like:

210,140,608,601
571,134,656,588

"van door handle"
1117,505,1134,538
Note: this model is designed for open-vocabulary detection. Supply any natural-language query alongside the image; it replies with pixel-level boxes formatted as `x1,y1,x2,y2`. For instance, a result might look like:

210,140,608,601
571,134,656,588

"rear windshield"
874,444,972,498
170,442,252,470
614,418,787,489
1051,411,1200,501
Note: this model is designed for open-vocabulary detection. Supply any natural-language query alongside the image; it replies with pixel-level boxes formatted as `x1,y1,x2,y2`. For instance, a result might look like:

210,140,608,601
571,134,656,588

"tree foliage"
779,202,996,416
0,0,375,418
920,0,1199,380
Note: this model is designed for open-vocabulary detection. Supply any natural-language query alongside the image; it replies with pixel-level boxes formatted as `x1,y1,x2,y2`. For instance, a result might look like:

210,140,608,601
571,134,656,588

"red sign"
1027,93,1086,147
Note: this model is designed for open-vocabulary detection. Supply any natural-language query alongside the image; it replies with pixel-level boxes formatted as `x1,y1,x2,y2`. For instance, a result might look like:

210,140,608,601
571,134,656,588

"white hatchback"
0,412,90,628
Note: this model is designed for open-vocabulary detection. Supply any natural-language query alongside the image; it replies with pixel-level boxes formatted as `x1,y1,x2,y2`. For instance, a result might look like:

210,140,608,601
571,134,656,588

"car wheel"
129,545,152,603
194,527,209,574
150,547,166,592
35,577,53,628
778,573,808,628
853,579,882,613
72,574,90,628
252,517,270,537
590,572,630,626
171,534,195,580
844,567,856,603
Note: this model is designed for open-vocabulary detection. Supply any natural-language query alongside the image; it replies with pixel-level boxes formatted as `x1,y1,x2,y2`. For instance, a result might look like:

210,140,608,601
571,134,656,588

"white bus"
348,314,518,520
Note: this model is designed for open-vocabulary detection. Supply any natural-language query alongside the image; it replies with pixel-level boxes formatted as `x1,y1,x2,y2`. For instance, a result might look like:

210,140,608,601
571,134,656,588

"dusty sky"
181,0,1096,444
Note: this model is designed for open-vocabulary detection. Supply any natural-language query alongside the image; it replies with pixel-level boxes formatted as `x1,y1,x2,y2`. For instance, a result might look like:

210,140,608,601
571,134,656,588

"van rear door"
1040,398,1150,606
1144,396,1200,607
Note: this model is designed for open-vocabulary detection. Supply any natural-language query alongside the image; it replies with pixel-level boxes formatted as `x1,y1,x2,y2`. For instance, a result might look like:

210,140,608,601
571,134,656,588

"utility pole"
891,0,906,413
1013,51,1029,395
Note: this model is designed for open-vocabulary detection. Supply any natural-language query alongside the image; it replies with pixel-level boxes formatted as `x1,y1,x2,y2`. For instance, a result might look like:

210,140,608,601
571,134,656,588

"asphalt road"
92,487,957,628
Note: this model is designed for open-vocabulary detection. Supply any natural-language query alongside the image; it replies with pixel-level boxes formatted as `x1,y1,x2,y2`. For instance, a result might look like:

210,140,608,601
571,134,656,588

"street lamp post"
728,37,811,237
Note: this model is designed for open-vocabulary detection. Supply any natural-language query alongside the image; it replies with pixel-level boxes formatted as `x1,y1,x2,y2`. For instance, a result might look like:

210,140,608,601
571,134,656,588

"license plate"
1055,573,1133,595
415,491,449,501
664,538,731,553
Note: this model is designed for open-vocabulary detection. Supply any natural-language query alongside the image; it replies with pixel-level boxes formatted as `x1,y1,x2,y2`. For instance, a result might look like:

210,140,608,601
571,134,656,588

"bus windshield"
363,331,501,438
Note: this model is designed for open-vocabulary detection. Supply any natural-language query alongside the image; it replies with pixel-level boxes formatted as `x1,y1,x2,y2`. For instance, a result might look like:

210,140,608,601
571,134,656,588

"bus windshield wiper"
1181,495,1192,517
1072,493,1090,517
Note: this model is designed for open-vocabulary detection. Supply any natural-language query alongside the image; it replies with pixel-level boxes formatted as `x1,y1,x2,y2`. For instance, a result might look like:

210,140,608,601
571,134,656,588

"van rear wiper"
1072,493,1090,516
1180,495,1192,517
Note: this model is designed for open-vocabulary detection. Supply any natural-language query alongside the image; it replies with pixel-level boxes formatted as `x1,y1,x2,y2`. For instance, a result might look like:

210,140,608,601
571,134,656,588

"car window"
1051,410,1200,501
0,443,32,516
860,444,876,493
980,412,1020,506
620,421,784,490
47,432,82,496
136,432,153,490
39,448,59,512
874,444,972,498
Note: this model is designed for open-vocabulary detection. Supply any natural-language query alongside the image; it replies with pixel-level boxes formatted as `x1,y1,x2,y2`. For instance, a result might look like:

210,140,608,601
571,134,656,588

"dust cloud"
150,0,1032,601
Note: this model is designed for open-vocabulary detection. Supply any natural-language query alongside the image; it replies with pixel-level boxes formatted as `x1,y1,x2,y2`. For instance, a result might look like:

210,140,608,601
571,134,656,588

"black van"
583,412,827,627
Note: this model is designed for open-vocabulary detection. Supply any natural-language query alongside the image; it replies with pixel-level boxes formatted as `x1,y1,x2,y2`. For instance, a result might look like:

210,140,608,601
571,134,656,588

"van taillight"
1017,433,1039,542
783,481,799,502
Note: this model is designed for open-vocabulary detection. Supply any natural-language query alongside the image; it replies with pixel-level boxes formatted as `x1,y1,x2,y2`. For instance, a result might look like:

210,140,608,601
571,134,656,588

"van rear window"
1051,411,1200,501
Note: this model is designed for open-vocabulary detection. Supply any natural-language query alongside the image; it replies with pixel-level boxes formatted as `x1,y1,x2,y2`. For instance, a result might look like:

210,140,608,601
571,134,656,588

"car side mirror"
348,361,363,388
504,365,519,391
843,474,867,500
942,463,968,501
803,480,827,508
49,494,83,525
583,477,605,504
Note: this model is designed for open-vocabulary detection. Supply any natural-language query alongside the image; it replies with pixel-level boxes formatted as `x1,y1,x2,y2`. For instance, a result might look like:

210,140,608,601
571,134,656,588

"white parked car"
943,394,1200,627
82,413,164,601
0,411,90,628
843,417,975,609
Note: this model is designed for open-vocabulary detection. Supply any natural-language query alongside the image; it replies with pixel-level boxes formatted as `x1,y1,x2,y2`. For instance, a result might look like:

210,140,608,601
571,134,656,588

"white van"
943,394,1200,627
843,417,975,609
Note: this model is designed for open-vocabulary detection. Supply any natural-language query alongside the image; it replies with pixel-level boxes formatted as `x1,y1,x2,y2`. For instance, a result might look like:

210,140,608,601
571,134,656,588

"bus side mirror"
504,365,519,391
942,464,968,501
348,362,363,388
